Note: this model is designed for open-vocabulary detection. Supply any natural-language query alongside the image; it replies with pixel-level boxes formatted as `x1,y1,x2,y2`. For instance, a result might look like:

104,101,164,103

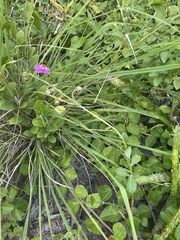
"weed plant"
0,0,180,239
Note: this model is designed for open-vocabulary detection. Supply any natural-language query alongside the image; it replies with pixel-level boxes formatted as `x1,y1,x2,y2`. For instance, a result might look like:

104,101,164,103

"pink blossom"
34,64,50,74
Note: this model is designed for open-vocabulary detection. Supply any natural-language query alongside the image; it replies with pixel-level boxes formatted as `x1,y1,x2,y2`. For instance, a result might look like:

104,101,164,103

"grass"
0,0,180,239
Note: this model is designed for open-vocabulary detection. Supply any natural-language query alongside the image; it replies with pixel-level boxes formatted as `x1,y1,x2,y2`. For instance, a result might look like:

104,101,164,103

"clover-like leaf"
100,205,120,222
86,193,101,208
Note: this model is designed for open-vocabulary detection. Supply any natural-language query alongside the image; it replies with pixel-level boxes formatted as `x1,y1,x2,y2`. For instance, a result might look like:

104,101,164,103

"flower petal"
34,64,50,74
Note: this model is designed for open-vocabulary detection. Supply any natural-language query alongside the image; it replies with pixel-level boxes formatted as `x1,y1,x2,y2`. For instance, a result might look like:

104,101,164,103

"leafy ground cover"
0,0,180,239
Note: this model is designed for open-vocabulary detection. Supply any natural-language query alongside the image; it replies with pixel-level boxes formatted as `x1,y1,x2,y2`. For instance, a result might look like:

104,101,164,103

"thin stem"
170,125,180,204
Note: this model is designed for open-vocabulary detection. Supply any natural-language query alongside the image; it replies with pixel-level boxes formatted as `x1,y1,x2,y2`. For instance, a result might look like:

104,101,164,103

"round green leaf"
2,202,14,215
75,185,88,198
127,123,139,135
57,186,68,197
100,205,120,222
16,30,25,44
32,118,44,127
20,101,27,109
91,139,104,152
131,155,141,166
34,100,48,117
137,204,151,218
23,130,34,137
8,187,19,200
159,105,171,113
12,226,23,236
71,36,84,49
47,134,56,143
86,193,101,208
97,185,112,201
141,217,148,227
148,189,163,206
65,168,77,180
145,135,157,147
59,153,71,168
37,128,48,138
14,198,28,212
0,187,8,197
128,113,140,123
68,199,80,214
153,76,162,87
113,222,126,240
54,106,66,115
12,208,24,221
30,126,39,134
127,135,140,145
48,123,57,132
103,146,113,157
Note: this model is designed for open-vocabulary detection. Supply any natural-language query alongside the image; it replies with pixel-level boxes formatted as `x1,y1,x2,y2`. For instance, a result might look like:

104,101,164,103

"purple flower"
34,64,50,74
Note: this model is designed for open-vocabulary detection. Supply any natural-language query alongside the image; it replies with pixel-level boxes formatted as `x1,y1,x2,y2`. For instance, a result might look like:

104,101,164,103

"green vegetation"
0,0,180,239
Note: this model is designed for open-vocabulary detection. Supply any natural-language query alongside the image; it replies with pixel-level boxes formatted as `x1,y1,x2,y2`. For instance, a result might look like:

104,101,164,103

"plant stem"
157,208,180,240
170,125,180,204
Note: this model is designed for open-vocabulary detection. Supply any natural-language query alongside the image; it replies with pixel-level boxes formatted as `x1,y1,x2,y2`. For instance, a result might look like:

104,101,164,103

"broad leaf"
113,222,127,240
75,185,88,198
2,202,14,215
100,205,120,222
34,100,49,117
68,199,80,214
97,185,112,201
86,193,101,208
65,168,77,180
9,115,25,125
131,155,141,166
0,100,16,110
85,218,101,235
